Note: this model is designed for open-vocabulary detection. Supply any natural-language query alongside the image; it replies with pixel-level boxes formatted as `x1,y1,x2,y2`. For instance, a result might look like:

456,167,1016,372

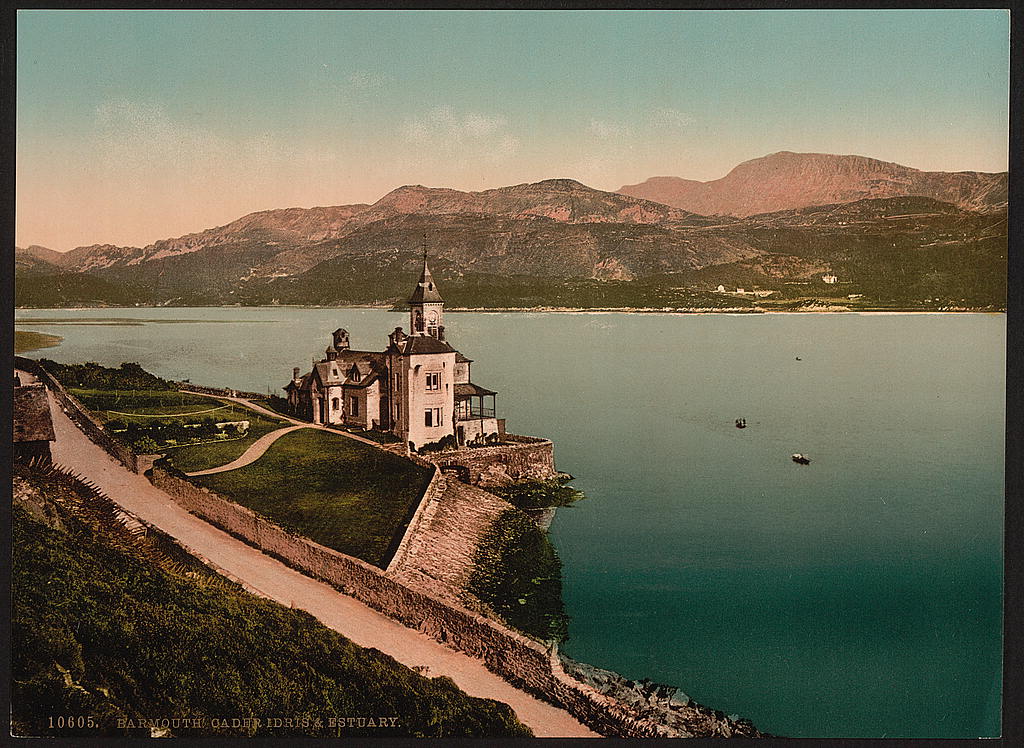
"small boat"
792,453,811,465
735,418,747,429
795,357,802,361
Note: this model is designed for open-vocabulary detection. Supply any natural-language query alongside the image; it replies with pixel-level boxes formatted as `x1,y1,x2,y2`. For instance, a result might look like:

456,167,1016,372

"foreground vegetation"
467,508,570,643
14,330,63,354
12,463,530,738
192,428,432,567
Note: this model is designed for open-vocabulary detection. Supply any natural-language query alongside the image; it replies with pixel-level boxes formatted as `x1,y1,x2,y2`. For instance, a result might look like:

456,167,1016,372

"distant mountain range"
15,152,1007,311
617,151,1007,217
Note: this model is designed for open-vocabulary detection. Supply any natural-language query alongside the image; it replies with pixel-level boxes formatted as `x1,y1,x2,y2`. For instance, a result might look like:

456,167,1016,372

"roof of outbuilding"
13,385,55,442
455,352,472,363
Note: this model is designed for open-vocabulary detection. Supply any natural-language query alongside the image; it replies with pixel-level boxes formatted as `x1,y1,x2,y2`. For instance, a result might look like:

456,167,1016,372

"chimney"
437,325,446,342
292,367,300,380
326,346,338,362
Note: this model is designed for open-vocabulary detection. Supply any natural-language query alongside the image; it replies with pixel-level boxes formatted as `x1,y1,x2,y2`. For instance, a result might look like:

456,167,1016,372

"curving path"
182,390,381,448
184,424,307,476
37,381,598,737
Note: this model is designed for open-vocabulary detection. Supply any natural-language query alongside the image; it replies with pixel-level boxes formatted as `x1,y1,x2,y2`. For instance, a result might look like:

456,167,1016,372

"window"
425,372,441,391
351,397,359,416
332,397,339,411
424,407,442,427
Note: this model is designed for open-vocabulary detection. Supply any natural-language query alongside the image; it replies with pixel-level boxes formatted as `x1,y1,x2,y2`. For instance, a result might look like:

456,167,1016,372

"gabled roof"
455,352,472,363
408,256,444,304
454,382,497,398
14,385,55,442
343,360,380,388
401,335,456,355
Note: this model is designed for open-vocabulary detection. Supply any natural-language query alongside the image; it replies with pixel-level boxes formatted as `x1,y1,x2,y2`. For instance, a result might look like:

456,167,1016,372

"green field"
14,330,63,354
194,429,432,567
12,463,530,738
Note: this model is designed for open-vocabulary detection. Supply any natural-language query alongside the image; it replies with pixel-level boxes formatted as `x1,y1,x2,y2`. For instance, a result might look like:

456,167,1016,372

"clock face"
427,310,438,323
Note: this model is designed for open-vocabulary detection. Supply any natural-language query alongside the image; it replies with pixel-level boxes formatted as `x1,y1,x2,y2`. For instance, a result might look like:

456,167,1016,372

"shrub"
40,360,172,391
467,508,570,643
417,434,458,454
491,478,585,510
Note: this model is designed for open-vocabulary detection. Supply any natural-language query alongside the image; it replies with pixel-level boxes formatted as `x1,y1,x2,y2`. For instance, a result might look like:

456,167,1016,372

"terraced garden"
71,388,291,473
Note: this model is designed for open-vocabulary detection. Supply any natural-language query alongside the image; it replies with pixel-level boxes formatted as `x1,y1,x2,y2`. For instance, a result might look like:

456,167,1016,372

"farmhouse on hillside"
284,252,502,452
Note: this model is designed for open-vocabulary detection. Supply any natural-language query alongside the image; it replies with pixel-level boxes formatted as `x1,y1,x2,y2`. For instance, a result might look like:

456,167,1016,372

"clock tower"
408,240,444,338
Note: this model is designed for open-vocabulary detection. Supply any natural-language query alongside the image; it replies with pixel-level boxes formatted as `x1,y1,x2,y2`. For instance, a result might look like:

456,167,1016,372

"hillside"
13,156,1008,311
12,462,530,738
618,152,1007,217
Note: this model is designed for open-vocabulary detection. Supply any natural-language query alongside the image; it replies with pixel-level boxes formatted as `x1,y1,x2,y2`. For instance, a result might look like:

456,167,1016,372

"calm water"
16,308,1004,738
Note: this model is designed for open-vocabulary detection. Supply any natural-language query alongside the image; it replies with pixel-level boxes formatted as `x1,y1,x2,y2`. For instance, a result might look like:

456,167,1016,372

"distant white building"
285,251,502,451
716,284,726,292
822,274,838,284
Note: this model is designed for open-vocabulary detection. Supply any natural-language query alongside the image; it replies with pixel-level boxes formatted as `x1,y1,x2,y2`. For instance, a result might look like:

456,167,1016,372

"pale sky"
16,9,1010,251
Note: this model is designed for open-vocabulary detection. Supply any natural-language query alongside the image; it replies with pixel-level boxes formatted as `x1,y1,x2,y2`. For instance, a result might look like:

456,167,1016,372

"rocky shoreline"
558,654,769,738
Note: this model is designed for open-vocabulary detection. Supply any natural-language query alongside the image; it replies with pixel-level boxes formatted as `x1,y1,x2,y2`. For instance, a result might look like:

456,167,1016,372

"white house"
285,252,502,451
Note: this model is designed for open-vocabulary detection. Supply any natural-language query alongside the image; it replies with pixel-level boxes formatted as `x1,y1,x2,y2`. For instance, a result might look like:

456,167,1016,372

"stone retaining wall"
16,356,138,473
145,465,708,737
387,478,515,603
426,435,556,487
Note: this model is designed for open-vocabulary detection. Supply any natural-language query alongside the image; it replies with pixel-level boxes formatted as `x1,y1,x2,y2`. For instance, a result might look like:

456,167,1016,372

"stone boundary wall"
426,435,556,487
146,465,690,737
177,382,268,400
16,356,138,473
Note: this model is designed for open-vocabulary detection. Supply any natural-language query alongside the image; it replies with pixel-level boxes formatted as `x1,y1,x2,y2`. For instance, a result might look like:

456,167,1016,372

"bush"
467,508,569,643
417,434,458,454
40,360,172,391
130,437,161,454
491,478,585,510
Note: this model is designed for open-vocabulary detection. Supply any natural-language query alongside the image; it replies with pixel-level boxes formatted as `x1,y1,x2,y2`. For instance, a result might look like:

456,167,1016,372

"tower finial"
422,232,427,263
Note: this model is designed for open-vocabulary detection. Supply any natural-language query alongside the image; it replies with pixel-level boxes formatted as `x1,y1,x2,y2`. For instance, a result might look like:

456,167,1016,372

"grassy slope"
12,465,530,738
14,330,63,354
194,428,432,567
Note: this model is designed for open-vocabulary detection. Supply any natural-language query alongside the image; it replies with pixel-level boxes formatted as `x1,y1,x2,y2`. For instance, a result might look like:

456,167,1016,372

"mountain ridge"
14,152,1007,311
618,151,1007,217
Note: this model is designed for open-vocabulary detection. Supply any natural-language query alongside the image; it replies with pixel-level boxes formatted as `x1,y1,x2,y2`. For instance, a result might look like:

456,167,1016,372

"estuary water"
15,307,1004,738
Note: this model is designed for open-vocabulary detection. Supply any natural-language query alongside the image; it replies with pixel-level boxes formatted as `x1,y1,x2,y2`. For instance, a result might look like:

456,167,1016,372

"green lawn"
193,429,432,567
71,389,290,473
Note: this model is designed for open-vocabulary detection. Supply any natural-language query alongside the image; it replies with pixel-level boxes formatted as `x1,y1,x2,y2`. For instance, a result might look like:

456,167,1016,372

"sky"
16,9,1010,251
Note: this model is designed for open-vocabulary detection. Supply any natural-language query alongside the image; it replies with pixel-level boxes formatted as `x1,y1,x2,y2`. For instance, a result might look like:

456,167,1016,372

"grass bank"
12,463,530,738
193,428,432,567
